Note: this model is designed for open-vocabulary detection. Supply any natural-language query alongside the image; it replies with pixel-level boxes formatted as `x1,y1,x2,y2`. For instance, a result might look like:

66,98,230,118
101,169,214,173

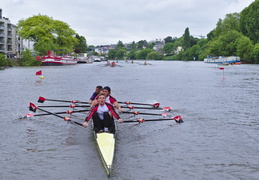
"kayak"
94,130,115,176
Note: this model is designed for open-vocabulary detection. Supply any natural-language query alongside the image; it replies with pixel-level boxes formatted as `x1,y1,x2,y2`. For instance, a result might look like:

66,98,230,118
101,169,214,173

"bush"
146,51,163,60
18,49,41,66
0,54,7,66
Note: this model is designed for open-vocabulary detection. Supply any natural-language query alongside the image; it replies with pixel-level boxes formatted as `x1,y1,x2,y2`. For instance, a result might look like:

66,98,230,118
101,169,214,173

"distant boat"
41,51,77,66
204,56,241,64
76,53,92,64
93,57,101,62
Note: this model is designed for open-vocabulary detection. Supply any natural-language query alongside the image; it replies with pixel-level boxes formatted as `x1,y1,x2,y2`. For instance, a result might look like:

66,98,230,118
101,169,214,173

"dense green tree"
17,14,78,53
136,48,153,59
189,45,201,60
207,30,242,56
240,0,259,44
236,35,253,60
74,34,87,53
163,43,174,55
0,54,7,66
197,39,209,60
147,42,155,49
183,27,191,49
18,49,41,66
108,49,117,59
127,50,136,59
214,13,240,38
116,40,124,50
137,40,148,49
127,41,137,50
116,49,126,59
164,36,177,44
146,51,163,60
34,41,57,56
253,43,259,63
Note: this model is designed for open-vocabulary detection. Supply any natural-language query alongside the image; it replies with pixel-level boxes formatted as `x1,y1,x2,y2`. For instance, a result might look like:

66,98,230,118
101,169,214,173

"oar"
23,109,89,118
123,116,183,123
122,111,168,116
38,96,89,104
29,103,84,127
118,101,160,108
121,106,172,112
38,104,90,108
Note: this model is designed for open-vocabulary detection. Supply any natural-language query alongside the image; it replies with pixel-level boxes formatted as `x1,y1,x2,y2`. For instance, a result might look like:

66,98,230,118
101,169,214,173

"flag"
219,67,224,70
29,102,38,112
35,70,42,75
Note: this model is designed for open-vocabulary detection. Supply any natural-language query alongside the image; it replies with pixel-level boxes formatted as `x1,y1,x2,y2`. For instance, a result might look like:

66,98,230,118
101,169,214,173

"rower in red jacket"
83,93,123,133
91,86,123,113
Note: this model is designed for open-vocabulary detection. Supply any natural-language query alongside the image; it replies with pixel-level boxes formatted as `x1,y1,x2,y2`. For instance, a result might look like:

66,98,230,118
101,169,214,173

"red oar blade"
162,107,172,112
38,96,46,103
173,115,184,123
152,103,160,108
29,102,38,112
23,113,35,119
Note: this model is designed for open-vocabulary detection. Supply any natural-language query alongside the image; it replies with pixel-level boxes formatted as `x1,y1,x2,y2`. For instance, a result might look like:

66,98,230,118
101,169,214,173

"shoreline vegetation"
0,49,41,69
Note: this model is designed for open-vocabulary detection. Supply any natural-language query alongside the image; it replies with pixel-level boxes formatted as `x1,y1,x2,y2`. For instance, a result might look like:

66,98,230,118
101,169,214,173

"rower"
88,85,102,104
91,86,123,113
82,93,123,133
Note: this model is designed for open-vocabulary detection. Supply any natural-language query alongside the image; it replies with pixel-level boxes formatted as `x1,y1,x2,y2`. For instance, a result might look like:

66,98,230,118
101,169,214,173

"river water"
0,61,258,180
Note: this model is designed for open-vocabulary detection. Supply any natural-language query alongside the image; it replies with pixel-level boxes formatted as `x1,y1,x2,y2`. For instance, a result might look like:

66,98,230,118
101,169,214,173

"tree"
164,36,176,44
236,35,253,60
116,49,126,59
18,49,41,66
189,45,200,60
207,30,242,56
0,54,7,66
136,48,153,59
108,49,117,59
127,50,136,59
34,41,57,56
213,13,240,38
183,27,191,49
137,40,148,49
253,43,259,64
116,40,124,50
163,43,174,55
74,34,87,53
127,41,137,50
146,51,163,60
17,14,78,53
240,0,259,44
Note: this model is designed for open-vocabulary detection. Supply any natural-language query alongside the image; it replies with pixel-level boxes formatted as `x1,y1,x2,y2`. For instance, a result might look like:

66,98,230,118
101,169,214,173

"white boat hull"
204,56,241,64
94,132,115,176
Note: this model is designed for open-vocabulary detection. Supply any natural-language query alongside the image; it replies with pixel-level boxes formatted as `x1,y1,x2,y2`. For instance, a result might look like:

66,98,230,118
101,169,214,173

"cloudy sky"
1,0,255,46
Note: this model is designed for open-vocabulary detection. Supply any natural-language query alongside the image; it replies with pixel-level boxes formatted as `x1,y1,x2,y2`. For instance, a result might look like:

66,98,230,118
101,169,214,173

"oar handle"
29,103,84,127
38,105,90,108
123,116,183,123
122,111,167,116
38,96,89,104
34,109,89,116
118,101,160,107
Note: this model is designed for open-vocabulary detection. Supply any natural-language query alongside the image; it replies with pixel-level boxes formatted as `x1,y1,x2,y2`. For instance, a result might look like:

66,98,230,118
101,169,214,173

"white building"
0,9,24,57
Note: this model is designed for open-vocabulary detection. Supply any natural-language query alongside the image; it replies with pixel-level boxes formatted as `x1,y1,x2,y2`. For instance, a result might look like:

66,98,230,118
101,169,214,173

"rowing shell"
94,131,115,176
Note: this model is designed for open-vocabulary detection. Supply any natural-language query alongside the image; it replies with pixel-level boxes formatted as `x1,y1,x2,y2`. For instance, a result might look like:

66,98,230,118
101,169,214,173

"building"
0,9,23,57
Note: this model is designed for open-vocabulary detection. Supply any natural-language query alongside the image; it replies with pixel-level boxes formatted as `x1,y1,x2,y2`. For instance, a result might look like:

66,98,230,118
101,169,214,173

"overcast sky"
1,0,255,46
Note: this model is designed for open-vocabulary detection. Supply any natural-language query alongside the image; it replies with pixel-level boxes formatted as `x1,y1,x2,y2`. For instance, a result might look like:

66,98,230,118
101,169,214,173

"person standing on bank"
83,93,123,133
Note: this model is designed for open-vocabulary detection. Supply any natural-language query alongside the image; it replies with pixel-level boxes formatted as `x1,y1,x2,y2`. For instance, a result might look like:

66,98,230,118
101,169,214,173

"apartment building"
0,9,23,58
